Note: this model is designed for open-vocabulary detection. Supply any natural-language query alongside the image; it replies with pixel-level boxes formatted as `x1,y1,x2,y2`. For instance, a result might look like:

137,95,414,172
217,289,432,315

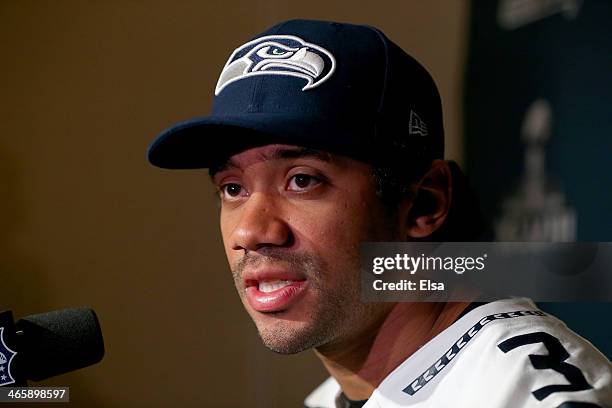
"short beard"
258,281,358,354
231,249,367,354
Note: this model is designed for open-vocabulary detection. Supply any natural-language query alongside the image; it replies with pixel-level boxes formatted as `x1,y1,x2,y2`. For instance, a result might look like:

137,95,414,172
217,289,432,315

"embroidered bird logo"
215,35,336,95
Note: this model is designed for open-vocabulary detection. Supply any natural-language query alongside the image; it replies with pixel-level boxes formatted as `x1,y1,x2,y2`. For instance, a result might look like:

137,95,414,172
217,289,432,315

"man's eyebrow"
209,147,332,177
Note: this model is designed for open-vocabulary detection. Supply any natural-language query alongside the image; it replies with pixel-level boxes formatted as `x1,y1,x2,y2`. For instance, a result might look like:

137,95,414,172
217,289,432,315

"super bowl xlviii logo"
0,327,17,386
215,35,336,95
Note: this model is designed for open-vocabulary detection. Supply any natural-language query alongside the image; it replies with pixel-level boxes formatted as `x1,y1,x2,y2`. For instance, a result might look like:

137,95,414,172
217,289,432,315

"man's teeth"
258,280,293,293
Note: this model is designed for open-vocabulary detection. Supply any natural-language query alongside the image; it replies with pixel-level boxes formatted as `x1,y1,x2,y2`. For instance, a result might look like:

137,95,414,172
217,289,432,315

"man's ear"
400,160,452,239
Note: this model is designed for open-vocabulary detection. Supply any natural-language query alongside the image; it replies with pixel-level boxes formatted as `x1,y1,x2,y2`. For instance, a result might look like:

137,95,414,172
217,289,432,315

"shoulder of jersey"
305,299,612,408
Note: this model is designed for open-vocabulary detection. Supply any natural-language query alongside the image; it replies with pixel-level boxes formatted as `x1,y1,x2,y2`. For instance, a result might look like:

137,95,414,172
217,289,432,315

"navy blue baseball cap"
147,19,444,171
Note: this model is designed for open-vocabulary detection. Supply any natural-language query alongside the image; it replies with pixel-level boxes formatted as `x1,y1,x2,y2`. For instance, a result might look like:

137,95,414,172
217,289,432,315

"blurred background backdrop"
1,1,609,406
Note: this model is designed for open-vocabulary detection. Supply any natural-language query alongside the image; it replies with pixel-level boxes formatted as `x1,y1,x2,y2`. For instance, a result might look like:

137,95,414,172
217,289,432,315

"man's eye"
288,174,321,191
220,183,244,198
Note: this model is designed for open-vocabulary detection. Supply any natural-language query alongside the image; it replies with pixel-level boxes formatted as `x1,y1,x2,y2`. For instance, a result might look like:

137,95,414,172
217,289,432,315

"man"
148,19,611,408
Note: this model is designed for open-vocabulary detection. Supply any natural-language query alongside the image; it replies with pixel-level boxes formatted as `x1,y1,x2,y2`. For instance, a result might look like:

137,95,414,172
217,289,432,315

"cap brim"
147,113,373,169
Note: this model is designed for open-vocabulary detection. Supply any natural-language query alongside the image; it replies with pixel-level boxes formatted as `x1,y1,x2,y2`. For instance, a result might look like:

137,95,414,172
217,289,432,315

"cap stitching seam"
366,26,390,118
249,21,295,113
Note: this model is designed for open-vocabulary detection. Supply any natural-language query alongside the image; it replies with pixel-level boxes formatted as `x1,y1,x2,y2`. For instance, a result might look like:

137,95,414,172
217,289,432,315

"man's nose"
230,193,291,252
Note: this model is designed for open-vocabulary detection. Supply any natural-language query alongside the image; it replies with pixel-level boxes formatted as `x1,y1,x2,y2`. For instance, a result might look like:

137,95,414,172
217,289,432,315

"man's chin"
257,329,323,355
253,316,330,354
239,288,347,354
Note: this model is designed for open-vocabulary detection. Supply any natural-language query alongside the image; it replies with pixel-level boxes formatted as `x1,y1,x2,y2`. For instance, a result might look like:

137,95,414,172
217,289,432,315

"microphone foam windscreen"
15,308,105,381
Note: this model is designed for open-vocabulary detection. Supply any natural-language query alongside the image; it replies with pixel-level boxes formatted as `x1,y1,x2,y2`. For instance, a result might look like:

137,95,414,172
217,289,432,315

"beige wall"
0,1,468,406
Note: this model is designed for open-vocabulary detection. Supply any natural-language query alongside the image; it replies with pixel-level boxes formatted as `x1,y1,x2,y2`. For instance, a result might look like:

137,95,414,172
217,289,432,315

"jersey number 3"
498,332,599,407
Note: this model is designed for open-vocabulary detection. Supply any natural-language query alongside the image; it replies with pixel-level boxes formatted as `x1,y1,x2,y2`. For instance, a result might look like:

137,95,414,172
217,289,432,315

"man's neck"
314,301,471,401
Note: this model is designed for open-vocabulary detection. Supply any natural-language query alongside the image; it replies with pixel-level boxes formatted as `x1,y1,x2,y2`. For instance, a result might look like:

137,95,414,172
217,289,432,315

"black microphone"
0,308,104,385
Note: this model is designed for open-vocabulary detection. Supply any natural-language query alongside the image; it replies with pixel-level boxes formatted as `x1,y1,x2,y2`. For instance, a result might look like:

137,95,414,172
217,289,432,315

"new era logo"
409,110,428,136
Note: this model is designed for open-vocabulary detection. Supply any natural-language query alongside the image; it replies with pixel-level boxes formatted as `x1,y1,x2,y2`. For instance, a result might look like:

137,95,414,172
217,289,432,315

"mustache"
232,249,322,283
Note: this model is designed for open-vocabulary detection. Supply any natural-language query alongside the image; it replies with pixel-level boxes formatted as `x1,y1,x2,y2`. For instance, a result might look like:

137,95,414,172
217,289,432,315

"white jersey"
304,298,611,408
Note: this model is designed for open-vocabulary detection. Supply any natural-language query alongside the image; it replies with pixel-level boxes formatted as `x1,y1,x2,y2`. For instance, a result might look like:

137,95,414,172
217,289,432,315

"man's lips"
243,268,305,285
243,269,308,313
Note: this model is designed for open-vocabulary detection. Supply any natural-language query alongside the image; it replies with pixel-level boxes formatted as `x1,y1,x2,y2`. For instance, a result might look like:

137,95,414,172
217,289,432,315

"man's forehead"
214,144,332,173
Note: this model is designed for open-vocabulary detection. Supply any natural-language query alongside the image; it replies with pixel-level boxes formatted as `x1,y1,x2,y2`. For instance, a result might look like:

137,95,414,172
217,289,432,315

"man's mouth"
244,277,308,313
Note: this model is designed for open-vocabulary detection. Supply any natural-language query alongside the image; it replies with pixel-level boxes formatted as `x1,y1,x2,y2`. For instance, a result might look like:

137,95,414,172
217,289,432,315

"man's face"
212,144,399,354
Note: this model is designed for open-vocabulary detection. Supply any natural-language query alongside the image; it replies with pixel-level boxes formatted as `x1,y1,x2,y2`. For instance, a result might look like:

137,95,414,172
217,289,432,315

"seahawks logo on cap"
215,35,336,95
